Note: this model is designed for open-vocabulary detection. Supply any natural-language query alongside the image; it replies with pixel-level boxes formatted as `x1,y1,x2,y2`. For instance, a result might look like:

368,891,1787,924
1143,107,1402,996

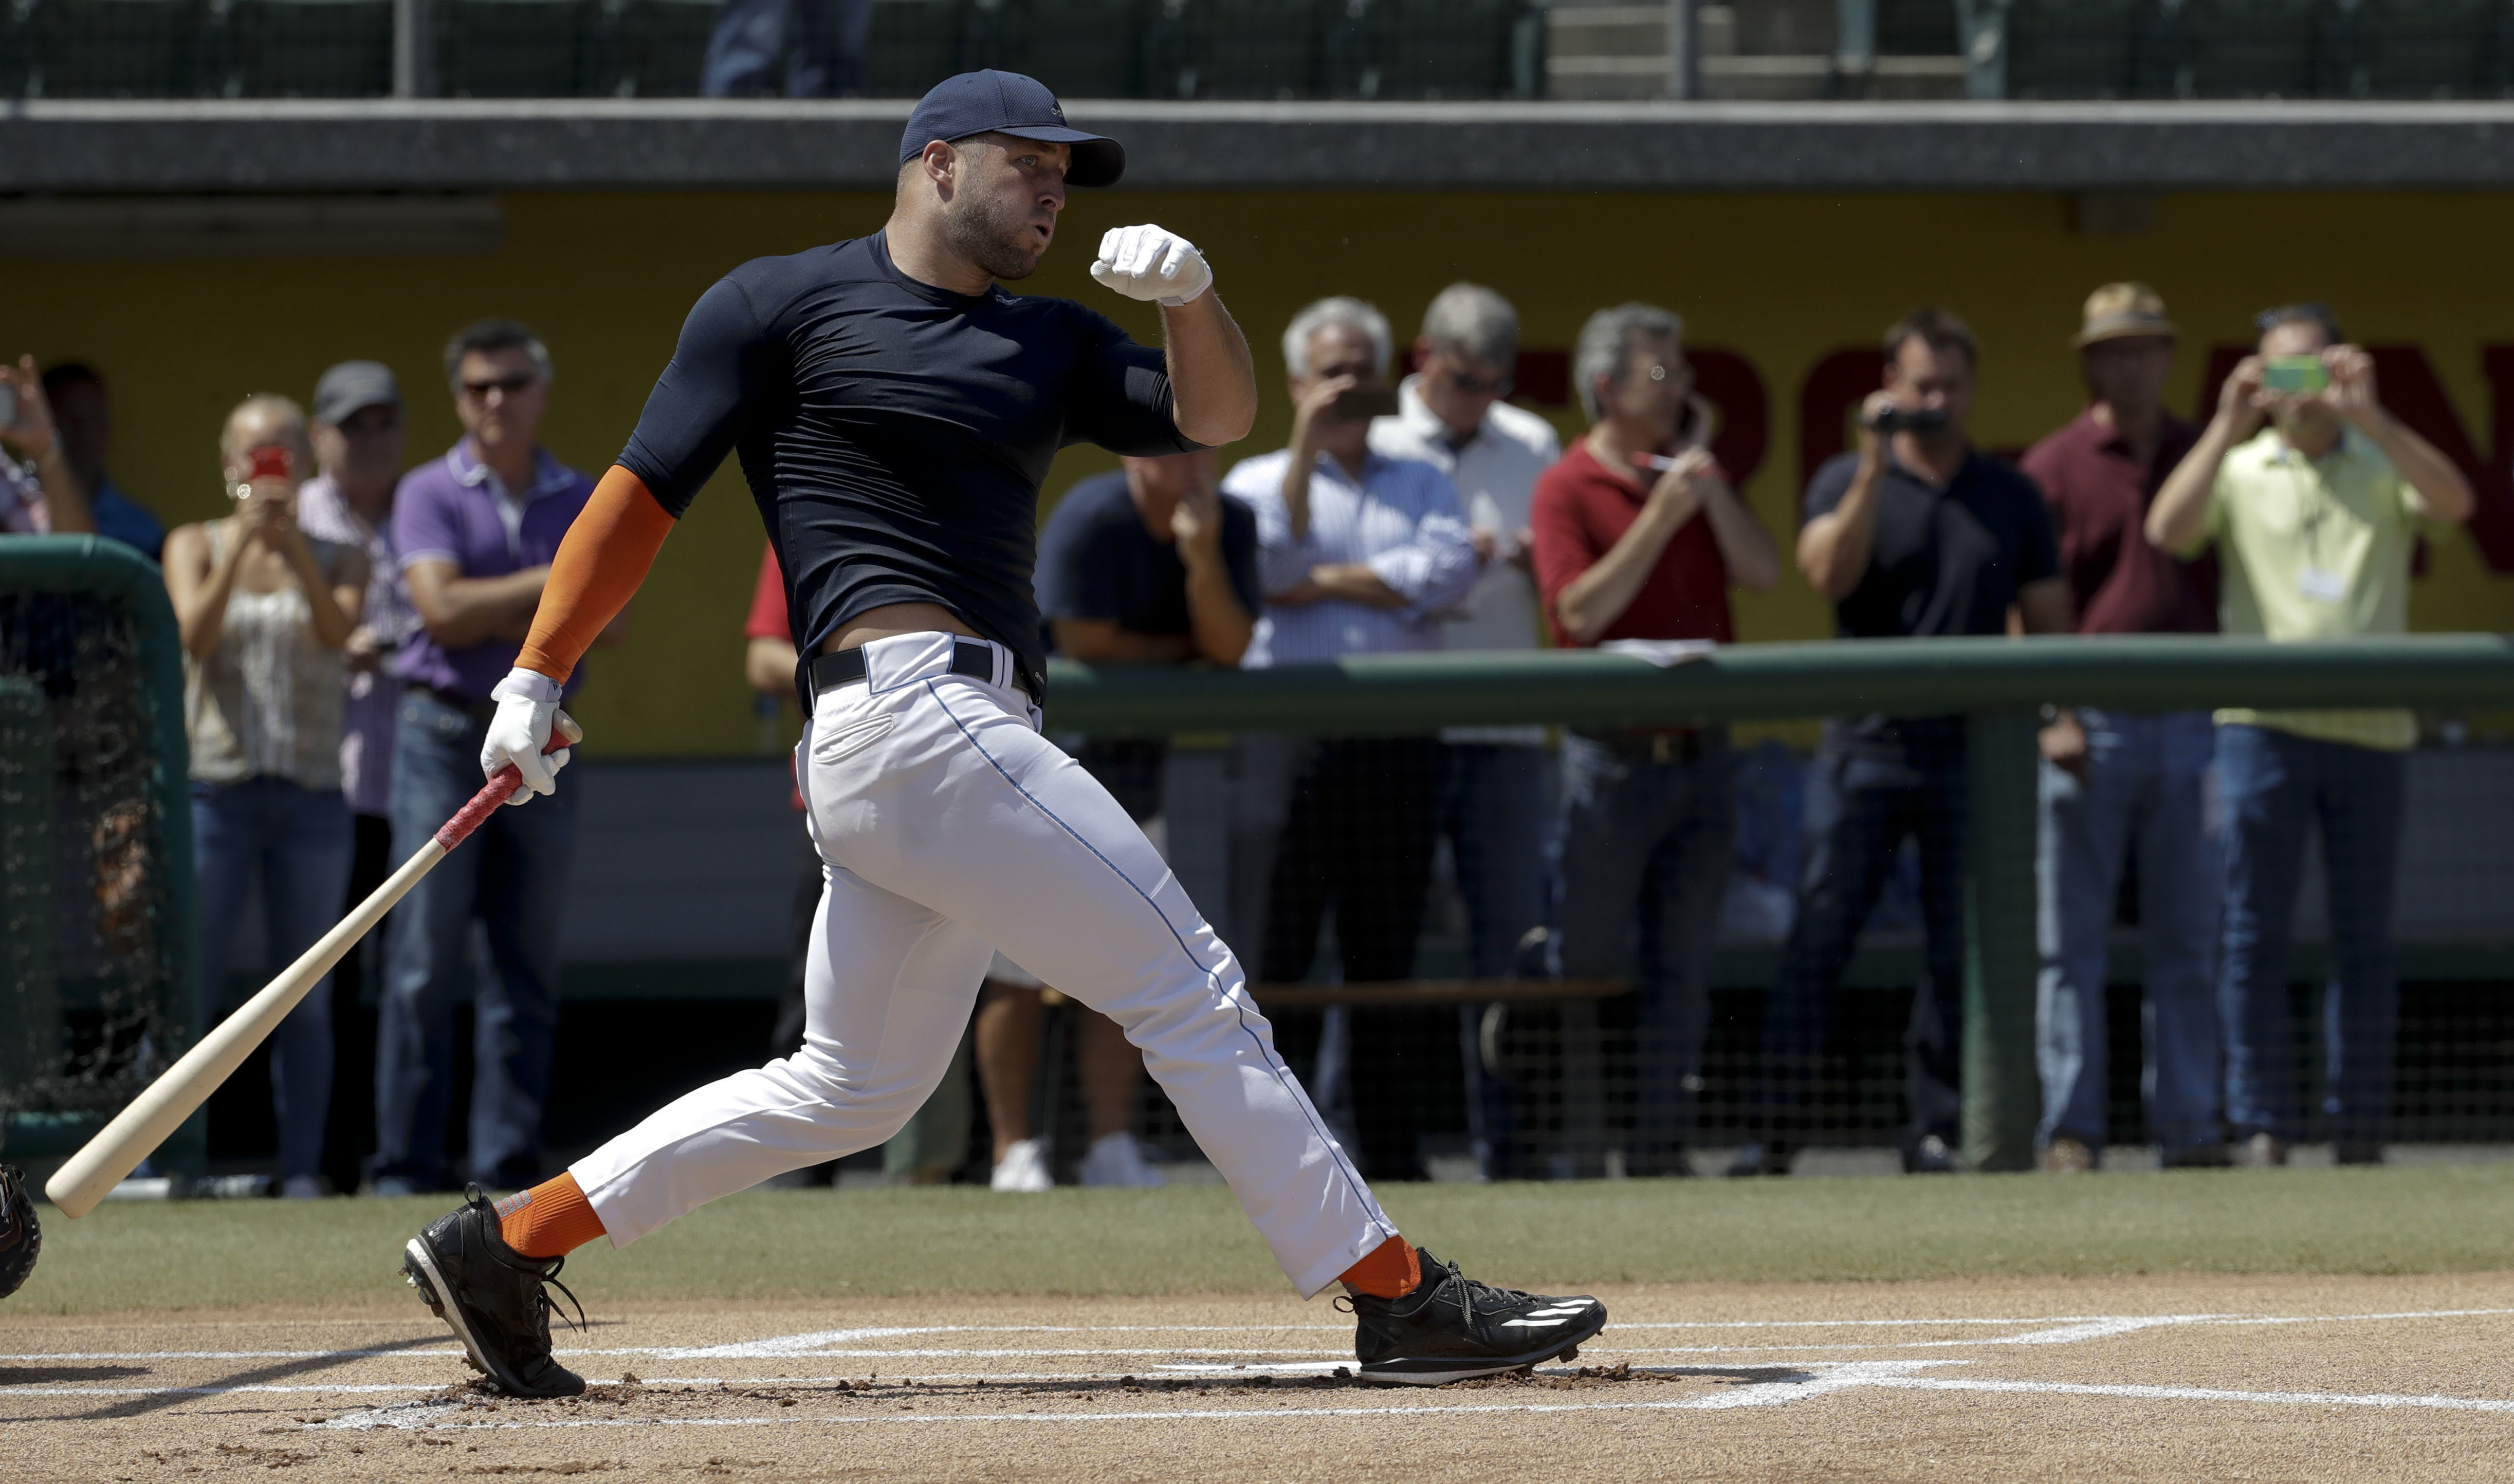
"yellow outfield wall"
12,187,2514,756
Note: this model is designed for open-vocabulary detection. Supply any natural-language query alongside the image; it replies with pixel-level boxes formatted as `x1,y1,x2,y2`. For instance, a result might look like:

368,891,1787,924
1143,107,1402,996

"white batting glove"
1089,224,1213,308
480,667,583,806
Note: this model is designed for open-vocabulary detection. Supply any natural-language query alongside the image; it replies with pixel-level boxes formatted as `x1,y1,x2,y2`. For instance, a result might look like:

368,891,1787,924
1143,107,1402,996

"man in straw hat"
2021,284,2224,1175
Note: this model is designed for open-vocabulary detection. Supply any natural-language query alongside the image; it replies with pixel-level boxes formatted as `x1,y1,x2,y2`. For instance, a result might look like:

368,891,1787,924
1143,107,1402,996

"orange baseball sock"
493,1173,605,1259
1339,1236,1422,1300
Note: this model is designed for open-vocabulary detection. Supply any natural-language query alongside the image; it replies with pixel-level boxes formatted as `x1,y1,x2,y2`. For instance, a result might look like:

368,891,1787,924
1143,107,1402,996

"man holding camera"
1733,308,2071,1178
2022,285,2223,1175
2146,304,2472,1168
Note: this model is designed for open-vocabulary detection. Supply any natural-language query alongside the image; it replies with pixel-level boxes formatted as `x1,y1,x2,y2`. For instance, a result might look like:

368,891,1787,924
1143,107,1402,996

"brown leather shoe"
2231,1131,2288,1168
2038,1136,2096,1174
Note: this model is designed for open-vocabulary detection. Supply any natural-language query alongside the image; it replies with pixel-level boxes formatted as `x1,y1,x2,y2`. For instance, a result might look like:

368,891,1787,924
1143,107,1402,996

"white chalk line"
13,1306,2507,1367
302,1356,2514,1432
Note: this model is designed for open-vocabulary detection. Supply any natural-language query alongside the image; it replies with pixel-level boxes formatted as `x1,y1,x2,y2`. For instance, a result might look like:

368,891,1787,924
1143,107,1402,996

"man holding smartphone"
1733,307,2071,1178
1534,302,1781,1179
2145,303,2472,1168
1223,295,1478,1181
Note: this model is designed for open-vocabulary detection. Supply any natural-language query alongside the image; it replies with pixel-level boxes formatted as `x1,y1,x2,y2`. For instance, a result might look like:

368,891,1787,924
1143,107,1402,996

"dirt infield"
9,1272,2514,1481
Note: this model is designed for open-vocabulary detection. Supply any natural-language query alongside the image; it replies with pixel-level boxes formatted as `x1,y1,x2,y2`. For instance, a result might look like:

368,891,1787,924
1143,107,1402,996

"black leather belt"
797,639,1037,712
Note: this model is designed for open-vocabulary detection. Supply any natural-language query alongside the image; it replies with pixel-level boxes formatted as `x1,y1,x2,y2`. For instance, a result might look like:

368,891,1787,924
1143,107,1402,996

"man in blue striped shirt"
1221,297,1479,1180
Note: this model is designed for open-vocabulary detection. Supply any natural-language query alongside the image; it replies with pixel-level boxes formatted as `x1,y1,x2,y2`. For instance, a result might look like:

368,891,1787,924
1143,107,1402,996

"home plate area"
9,1277,2514,1481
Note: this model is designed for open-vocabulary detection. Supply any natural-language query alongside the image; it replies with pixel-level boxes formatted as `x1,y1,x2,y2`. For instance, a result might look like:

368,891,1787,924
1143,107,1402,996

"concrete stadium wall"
12,184,2514,756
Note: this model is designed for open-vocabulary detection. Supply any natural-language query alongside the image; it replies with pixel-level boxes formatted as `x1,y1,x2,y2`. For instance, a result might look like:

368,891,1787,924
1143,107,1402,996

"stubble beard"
945,191,1045,282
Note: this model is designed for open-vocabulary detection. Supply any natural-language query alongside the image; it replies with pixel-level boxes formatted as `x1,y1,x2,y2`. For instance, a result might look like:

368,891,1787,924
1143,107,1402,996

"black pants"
1259,737,1447,1180
326,810,394,1192
1755,738,1968,1151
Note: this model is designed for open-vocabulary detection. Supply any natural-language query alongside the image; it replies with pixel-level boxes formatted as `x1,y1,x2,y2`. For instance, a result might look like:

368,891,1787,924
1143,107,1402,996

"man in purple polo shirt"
374,319,612,1195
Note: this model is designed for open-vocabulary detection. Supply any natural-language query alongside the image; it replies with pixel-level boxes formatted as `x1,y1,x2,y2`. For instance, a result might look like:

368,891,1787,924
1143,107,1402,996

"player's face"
945,137,1070,281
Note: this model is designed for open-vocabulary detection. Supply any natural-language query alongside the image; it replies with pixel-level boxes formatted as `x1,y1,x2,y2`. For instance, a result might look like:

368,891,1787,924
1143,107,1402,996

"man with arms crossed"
2145,303,2471,1167
396,71,1604,1397
978,446,1257,1192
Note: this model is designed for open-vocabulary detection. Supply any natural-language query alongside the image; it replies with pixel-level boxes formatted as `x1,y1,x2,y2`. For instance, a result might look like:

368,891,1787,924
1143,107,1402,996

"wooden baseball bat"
45,738,565,1218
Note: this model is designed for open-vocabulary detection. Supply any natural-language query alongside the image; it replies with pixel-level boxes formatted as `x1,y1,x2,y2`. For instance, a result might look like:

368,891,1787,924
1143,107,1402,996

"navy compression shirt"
617,231,1201,683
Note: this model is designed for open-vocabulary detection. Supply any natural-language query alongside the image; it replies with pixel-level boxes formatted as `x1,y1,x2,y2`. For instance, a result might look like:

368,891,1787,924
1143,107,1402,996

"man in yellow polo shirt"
2146,303,2472,1168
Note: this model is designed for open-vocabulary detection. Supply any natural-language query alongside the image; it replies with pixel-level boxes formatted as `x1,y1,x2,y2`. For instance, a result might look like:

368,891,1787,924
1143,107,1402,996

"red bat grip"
432,733,570,852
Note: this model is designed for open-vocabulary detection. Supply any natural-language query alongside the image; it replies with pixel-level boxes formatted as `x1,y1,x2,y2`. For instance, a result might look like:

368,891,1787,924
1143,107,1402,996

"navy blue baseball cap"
898,70,1125,189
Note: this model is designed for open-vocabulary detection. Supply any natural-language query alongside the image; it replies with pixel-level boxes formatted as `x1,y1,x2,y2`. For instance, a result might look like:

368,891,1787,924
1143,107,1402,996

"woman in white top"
163,396,369,1199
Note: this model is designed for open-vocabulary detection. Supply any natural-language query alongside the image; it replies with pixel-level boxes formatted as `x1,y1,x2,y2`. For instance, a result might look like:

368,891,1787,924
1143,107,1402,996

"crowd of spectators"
0,270,2475,1191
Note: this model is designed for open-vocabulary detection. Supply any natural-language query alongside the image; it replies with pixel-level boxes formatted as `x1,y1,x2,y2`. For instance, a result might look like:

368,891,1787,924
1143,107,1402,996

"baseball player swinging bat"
44,727,578,1220
383,68,1606,1400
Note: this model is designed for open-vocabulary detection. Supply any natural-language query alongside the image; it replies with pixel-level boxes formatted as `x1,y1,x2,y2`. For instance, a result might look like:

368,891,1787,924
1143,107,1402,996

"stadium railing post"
1960,707,2039,1172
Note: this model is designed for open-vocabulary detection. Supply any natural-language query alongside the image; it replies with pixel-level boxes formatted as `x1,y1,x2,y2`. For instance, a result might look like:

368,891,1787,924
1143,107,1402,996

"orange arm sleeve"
516,465,677,685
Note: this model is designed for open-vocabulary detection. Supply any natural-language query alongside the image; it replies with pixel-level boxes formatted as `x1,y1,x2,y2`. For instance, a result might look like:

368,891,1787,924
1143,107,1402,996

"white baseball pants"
570,632,1396,1297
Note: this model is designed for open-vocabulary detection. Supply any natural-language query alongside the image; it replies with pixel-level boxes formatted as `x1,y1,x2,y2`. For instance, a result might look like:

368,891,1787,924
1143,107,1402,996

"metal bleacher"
0,0,1542,98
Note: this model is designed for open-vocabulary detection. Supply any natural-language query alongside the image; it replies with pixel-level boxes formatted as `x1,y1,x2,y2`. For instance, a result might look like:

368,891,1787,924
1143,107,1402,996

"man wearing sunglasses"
374,319,617,1197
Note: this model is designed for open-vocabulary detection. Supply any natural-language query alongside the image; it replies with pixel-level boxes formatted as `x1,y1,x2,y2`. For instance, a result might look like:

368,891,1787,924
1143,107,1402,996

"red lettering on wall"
1799,348,1888,499
1691,348,1770,491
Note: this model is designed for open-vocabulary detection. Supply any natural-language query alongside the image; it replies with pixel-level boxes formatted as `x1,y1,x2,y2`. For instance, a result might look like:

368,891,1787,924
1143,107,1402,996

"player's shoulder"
710,238,877,320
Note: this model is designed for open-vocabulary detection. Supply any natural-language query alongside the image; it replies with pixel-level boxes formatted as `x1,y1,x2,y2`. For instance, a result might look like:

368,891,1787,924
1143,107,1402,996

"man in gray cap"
297,360,416,1190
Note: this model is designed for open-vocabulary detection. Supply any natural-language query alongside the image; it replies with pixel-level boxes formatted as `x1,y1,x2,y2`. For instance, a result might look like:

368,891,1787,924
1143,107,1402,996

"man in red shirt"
2020,284,2223,1174
1531,303,1780,1177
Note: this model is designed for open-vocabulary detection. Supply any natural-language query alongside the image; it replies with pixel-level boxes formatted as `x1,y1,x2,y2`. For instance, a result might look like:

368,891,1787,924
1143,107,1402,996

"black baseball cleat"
401,1185,588,1398
1342,1248,1608,1385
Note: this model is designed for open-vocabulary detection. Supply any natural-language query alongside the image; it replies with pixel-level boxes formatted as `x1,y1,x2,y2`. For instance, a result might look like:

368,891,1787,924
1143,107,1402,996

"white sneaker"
280,1175,325,1200
990,1138,1053,1192
1078,1131,1165,1189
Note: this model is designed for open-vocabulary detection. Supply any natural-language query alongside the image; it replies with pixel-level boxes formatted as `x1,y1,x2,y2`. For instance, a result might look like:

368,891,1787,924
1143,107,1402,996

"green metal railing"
0,534,199,1170
1045,634,2514,1174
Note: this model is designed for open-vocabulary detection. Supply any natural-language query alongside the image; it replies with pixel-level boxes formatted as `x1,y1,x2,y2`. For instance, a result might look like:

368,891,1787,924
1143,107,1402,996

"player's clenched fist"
481,666,584,805
1090,224,1212,308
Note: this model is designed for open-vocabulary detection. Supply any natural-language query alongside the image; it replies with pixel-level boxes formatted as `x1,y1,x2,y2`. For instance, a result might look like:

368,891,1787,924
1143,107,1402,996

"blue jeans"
701,0,871,96
193,776,353,1181
1556,729,1733,1174
2035,709,2221,1155
374,691,579,1190
1440,741,1555,1176
2215,723,2407,1147
1756,733,1966,1149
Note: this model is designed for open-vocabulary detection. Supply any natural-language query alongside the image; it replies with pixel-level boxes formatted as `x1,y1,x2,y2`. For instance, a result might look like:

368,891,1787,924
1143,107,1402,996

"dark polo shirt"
1801,447,2060,766
2021,408,2217,636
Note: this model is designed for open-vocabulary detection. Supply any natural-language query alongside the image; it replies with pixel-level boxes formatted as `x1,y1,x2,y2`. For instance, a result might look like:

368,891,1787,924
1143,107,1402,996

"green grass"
15,1165,2514,1316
